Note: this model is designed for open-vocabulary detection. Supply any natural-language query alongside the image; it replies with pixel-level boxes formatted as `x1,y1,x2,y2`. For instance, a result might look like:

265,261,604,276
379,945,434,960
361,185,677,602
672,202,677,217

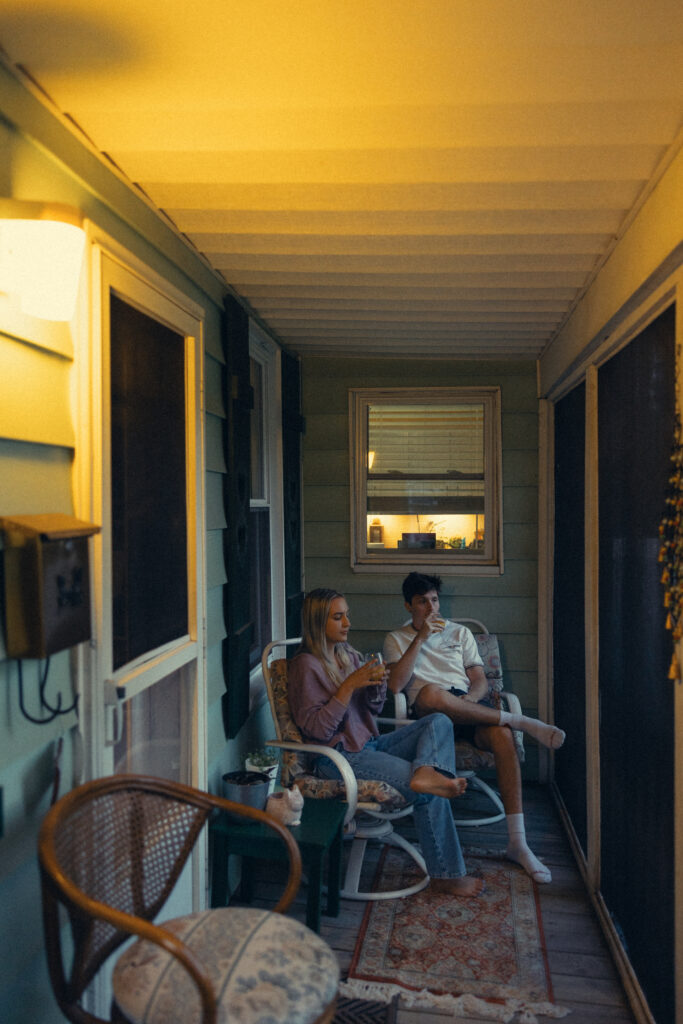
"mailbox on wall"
1,513,100,659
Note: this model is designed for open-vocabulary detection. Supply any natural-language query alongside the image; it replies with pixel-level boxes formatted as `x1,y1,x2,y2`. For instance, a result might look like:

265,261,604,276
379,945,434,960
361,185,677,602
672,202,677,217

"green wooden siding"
0,82,230,1024
301,356,540,753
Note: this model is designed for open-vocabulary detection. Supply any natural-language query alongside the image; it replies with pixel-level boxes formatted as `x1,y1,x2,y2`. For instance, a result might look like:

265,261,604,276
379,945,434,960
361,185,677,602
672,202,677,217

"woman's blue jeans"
315,712,467,879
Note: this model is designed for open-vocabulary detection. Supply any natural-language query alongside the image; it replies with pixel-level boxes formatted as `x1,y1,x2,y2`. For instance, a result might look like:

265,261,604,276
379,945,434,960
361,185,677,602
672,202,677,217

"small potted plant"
244,747,279,794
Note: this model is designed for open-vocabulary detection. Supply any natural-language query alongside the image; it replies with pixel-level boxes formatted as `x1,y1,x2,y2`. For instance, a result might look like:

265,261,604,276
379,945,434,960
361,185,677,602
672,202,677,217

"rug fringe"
339,979,571,1023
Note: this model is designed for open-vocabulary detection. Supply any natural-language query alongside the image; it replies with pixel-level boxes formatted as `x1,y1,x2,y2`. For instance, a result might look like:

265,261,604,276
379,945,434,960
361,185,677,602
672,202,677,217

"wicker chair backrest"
40,777,209,1014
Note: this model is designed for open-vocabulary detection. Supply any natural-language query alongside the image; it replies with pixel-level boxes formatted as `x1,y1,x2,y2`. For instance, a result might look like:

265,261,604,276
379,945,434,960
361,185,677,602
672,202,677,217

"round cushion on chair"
112,907,339,1024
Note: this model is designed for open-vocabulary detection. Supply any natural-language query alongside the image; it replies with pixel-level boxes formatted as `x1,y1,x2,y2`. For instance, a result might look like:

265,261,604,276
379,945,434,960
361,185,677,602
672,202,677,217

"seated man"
383,571,565,884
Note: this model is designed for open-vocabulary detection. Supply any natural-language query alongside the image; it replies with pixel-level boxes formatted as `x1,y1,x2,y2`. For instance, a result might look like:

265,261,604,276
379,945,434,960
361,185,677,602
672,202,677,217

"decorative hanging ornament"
659,411,683,682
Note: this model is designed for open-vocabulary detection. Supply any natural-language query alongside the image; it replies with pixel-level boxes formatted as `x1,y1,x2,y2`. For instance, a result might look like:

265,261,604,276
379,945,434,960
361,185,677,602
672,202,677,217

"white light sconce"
0,200,86,321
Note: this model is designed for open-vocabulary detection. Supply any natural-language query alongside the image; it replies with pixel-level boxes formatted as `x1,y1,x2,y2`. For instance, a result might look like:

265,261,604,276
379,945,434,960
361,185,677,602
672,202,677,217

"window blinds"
367,403,485,512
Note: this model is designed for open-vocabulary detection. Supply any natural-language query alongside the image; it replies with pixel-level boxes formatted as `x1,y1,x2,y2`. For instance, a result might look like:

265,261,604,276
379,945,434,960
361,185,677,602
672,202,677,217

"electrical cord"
16,658,79,725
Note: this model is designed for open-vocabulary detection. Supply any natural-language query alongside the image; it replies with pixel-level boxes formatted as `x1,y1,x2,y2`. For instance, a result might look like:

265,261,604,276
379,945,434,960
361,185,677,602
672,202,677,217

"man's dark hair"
402,572,442,603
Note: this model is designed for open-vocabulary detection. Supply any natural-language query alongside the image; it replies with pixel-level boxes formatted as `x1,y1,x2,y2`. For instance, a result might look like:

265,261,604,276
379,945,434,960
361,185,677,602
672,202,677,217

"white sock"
498,711,565,750
505,813,552,884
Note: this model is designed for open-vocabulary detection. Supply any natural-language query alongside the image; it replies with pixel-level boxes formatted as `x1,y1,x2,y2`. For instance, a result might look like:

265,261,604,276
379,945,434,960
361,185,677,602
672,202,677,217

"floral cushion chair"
390,619,525,827
262,639,430,901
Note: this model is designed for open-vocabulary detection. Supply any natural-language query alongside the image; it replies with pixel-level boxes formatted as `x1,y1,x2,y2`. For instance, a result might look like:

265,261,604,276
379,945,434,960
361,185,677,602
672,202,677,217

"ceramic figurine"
266,785,304,826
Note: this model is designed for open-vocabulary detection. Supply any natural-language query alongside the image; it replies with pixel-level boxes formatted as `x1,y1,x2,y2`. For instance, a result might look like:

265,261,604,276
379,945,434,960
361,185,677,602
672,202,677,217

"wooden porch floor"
235,783,637,1024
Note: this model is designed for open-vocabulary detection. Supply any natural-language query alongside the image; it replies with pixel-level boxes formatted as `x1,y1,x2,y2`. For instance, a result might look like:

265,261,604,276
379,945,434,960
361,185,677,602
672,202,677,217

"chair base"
452,771,506,827
339,817,429,901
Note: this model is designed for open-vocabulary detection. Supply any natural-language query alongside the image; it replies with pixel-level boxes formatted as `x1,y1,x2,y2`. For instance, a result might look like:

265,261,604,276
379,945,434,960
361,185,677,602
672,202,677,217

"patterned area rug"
344,847,570,1023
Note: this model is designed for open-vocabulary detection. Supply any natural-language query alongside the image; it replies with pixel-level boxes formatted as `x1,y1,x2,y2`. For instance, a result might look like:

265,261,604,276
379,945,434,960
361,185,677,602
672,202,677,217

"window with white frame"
350,387,502,573
75,244,206,1018
74,242,206,786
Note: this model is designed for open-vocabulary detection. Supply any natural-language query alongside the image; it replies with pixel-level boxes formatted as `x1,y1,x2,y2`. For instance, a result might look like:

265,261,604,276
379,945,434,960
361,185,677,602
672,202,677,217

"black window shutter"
221,296,252,738
281,350,305,638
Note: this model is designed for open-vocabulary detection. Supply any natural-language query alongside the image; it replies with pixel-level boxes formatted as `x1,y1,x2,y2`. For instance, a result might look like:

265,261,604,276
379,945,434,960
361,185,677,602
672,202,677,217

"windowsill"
351,558,503,576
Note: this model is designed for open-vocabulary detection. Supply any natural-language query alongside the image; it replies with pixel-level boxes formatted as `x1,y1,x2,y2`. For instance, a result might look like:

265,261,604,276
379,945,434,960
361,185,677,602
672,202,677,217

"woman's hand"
348,659,386,689
336,658,387,706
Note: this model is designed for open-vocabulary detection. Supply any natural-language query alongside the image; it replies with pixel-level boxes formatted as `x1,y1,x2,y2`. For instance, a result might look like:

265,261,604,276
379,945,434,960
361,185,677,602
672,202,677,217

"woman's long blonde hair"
300,587,353,684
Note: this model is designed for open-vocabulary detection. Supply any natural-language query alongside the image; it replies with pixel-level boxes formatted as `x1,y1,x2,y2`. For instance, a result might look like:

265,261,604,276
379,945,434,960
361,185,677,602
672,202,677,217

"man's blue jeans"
314,712,467,879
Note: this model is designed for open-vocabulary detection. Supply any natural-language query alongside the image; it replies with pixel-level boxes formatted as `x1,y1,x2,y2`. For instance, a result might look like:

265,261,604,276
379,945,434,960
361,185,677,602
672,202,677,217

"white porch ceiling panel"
1,0,682,359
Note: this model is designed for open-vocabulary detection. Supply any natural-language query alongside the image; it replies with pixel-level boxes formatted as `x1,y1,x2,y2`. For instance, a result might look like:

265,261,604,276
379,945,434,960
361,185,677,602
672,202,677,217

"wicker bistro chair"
38,774,339,1024
262,638,430,901
389,619,525,827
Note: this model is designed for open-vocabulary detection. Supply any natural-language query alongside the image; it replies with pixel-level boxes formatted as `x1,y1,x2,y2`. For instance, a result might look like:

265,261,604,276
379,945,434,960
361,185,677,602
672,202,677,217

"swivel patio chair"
38,773,339,1024
262,638,429,901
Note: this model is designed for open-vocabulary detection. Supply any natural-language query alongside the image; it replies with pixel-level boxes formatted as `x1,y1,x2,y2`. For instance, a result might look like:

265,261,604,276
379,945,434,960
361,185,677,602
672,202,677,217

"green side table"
210,796,347,933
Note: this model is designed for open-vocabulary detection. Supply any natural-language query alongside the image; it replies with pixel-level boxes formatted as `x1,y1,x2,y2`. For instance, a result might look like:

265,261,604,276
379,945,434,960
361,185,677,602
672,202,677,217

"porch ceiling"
1,0,682,359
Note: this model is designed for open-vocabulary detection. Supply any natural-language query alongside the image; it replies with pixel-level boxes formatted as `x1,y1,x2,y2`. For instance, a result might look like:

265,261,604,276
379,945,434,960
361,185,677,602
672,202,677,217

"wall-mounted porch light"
0,200,86,321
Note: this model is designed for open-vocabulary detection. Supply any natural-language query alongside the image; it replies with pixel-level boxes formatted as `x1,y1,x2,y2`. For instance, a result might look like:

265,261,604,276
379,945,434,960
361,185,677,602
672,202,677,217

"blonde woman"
288,588,483,897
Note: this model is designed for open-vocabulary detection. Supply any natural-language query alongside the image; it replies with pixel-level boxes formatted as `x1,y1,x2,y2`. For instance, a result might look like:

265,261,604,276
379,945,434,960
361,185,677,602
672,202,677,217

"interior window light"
350,387,502,574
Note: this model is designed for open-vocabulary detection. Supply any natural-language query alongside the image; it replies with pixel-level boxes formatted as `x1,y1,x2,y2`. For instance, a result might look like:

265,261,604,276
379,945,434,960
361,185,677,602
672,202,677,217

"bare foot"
410,766,467,799
429,876,484,897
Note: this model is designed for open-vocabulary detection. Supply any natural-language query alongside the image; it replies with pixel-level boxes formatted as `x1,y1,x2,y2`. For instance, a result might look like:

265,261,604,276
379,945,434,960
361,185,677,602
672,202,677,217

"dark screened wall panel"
598,303,675,1023
552,382,587,855
110,294,188,669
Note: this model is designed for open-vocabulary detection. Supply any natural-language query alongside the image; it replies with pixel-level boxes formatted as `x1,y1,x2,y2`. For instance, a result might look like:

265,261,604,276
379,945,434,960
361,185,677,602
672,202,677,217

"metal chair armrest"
268,738,359,825
377,691,412,731
385,690,409,718
499,690,522,715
